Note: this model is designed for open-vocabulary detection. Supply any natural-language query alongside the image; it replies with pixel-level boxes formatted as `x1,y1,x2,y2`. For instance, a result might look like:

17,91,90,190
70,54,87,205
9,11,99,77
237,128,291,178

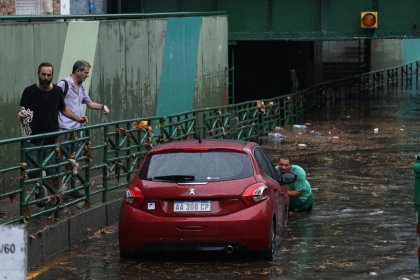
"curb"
27,198,122,269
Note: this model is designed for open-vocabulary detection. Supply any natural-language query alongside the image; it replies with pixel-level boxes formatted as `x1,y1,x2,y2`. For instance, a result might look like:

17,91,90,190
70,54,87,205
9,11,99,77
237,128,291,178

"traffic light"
361,11,378,28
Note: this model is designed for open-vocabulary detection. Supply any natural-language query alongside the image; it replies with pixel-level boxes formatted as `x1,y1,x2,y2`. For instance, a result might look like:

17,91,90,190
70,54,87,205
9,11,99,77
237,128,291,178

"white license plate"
174,200,211,212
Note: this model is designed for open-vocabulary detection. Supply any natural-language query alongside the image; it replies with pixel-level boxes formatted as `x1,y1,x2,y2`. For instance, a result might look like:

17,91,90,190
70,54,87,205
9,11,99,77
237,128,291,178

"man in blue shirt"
276,154,313,212
58,60,110,130
57,60,110,198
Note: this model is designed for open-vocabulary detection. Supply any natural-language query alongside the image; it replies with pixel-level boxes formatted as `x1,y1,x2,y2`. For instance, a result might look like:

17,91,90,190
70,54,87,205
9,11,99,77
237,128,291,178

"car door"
253,147,288,221
253,147,283,198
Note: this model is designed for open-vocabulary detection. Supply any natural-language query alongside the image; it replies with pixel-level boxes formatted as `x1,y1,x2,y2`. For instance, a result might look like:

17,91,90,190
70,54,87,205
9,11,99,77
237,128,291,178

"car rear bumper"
119,201,274,255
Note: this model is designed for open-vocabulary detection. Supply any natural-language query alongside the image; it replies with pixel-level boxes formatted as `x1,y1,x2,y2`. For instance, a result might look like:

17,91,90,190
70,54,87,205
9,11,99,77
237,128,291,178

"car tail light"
241,183,269,206
124,185,144,208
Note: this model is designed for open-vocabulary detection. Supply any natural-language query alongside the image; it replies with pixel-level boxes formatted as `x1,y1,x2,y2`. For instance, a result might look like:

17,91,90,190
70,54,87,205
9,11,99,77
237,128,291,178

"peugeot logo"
189,188,195,195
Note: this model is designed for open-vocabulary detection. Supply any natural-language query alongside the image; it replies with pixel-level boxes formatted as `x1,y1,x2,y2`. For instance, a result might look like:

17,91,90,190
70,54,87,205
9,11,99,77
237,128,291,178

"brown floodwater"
28,93,420,280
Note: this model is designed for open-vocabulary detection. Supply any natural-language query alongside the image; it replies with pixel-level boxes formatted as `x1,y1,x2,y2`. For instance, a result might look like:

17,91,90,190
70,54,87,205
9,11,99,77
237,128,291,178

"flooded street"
29,94,420,279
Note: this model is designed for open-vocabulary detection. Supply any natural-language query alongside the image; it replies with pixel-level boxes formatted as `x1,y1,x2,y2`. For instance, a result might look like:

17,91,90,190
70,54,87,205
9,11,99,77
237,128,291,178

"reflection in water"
30,94,420,279
282,215,314,278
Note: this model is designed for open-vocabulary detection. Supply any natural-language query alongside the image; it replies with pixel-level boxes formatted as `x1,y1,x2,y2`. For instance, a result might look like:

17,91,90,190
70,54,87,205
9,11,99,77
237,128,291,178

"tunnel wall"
371,39,420,70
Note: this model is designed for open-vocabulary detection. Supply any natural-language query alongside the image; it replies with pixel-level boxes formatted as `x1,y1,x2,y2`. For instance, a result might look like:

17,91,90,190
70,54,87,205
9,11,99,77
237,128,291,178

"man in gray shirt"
57,60,110,198
58,59,110,130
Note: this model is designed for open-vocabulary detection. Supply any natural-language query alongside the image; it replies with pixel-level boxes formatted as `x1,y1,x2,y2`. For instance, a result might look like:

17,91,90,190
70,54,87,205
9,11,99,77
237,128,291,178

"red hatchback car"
119,139,296,259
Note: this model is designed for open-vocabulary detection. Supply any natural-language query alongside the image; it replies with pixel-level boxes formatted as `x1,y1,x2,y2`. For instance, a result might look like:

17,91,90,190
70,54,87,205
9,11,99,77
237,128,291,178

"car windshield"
139,151,253,182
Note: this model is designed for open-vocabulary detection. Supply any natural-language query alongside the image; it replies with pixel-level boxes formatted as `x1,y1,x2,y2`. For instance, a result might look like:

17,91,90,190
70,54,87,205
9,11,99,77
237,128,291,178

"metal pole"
102,126,108,203
19,141,27,223
413,154,420,272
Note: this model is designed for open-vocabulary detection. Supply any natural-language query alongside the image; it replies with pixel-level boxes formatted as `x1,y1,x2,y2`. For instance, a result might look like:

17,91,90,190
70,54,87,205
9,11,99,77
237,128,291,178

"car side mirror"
280,171,297,184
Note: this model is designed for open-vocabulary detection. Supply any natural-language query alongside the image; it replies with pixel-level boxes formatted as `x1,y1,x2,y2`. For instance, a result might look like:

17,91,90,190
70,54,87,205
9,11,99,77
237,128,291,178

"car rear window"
139,151,253,182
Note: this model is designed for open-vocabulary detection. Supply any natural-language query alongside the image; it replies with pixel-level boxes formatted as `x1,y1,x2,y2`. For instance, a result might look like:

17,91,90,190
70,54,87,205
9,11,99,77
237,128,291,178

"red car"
119,139,295,259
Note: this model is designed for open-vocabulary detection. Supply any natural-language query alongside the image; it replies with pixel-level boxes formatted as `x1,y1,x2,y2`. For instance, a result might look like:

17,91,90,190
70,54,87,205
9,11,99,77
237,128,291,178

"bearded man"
18,62,86,208
19,62,86,142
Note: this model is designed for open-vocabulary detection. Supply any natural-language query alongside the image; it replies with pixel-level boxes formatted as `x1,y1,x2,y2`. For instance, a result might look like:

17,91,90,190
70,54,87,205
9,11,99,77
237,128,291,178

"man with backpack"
57,60,110,197
58,59,109,131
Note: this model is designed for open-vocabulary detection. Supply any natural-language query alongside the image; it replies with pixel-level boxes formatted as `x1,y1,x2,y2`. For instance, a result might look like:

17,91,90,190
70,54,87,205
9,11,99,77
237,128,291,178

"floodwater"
29,93,420,280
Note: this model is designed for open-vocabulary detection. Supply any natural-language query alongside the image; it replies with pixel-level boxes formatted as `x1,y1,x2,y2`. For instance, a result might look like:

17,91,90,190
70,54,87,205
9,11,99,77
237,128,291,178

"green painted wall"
156,17,201,116
402,40,420,64
0,22,68,139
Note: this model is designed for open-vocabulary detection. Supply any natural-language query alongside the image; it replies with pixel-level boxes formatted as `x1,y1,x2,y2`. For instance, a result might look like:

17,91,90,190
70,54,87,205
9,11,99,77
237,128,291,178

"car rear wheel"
261,221,276,260
120,249,136,258
119,247,130,258
119,242,136,258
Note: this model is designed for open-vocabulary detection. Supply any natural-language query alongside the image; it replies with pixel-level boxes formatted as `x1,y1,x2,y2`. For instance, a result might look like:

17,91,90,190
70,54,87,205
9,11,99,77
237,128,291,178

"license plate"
174,200,211,212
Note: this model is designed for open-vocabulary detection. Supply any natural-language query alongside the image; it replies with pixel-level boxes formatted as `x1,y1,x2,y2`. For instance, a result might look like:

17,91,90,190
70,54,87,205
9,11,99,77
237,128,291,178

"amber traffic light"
361,11,378,28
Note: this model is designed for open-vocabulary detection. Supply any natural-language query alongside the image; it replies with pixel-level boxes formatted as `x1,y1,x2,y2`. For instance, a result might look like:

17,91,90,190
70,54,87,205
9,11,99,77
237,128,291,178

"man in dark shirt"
19,62,86,141
18,62,86,208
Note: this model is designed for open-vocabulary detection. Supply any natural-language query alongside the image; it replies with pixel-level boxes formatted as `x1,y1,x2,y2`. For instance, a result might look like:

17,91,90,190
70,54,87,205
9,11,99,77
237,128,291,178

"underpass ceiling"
134,0,420,41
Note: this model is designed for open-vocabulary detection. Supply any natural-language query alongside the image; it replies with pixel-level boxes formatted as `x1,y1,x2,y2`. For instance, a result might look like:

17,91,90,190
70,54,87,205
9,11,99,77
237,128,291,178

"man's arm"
288,190,302,197
86,102,110,114
287,165,308,197
61,106,87,124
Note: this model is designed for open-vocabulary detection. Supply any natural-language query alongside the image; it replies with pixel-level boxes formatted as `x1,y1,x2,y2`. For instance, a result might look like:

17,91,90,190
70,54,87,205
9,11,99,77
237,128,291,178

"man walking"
20,62,87,141
58,59,110,131
18,62,87,208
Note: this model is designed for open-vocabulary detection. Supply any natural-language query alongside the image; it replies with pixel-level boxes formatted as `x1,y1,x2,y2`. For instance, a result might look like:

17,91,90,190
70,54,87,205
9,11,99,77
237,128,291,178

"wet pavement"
28,93,420,279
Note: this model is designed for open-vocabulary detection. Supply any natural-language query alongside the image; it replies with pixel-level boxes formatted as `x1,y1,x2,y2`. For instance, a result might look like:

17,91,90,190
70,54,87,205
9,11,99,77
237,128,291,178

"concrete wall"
0,15,228,139
322,39,420,73
322,41,363,63
371,39,404,70
27,199,122,269
371,39,420,70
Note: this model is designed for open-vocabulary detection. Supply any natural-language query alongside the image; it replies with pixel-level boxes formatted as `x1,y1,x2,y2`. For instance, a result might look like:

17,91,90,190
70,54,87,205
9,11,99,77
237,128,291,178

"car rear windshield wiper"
153,175,195,182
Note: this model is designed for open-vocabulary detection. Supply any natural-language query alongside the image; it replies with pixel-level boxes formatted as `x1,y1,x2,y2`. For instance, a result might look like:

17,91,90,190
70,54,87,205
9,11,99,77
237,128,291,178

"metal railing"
1,60,419,225
0,95,303,225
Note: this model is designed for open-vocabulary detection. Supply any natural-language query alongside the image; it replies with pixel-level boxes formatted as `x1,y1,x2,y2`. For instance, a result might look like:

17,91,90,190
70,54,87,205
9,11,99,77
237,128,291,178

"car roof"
150,139,257,153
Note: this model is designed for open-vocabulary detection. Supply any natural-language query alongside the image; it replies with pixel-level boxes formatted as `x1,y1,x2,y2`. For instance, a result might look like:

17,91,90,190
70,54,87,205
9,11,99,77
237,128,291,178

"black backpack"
60,79,69,96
